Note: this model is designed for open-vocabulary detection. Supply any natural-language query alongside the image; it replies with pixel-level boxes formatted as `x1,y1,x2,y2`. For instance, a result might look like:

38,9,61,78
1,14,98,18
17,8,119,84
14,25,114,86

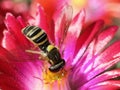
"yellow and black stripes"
22,26,65,72
22,26,50,51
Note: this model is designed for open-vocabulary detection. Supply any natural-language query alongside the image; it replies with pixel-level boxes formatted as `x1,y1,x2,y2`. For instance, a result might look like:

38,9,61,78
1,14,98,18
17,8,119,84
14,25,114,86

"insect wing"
53,5,73,49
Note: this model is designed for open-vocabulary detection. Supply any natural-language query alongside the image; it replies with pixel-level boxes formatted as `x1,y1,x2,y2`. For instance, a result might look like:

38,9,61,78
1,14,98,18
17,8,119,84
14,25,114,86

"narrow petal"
2,30,40,62
70,40,120,89
0,75,24,90
72,20,104,65
17,16,27,28
2,30,29,56
0,47,26,90
78,25,118,74
94,26,118,54
86,41,120,80
0,59,43,90
89,80,120,90
62,9,85,63
0,46,43,90
5,13,24,38
85,26,118,60
4,13,29,48
82,69,120,88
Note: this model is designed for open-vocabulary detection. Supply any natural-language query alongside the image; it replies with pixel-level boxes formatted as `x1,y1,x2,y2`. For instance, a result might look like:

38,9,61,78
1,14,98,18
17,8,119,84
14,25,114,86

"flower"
0,0,30,42
0,4,120,90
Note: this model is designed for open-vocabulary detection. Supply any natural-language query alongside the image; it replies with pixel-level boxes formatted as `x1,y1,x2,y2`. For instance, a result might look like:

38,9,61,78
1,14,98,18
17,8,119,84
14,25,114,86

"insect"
22,26,65,72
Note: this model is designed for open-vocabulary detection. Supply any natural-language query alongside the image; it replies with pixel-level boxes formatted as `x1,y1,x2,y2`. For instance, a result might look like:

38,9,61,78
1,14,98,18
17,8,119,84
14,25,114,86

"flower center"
42,67,67,84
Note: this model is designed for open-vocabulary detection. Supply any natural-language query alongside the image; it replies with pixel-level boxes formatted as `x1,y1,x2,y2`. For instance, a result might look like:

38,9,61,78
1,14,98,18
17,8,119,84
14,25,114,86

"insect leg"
26,50,44,55
25,50,48,60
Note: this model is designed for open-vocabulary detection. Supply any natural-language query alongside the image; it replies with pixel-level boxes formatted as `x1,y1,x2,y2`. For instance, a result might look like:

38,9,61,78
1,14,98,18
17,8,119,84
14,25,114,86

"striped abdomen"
22,26,50,52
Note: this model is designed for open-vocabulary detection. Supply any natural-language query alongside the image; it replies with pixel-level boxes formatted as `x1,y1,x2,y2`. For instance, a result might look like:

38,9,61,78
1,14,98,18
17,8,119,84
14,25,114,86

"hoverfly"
22,26,65,72
22,5,73,73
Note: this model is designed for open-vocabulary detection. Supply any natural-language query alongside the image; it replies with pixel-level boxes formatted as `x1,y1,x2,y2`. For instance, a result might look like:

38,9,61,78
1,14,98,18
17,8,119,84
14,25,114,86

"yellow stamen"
25,49,67,89
42,66,68,90
42,67,67,84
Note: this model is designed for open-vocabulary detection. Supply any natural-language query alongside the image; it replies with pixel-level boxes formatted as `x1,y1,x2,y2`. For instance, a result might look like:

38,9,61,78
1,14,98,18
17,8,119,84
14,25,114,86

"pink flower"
0,4,120,90
0,0,30,42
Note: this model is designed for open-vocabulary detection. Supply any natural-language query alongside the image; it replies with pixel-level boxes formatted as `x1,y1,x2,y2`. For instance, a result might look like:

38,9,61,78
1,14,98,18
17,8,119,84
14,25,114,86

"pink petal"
70,37,120,88
79,25,118,73
2,30,40,62
94,26,118,54
89,80,120,90
4,13,46,62
0,75,24,90
0,46,43,90
17,16,27,27
62,9,85,63
0,60,43,90
0,46,19,62
2,30,28,56
86,26,118,59
0,46,41,73
86,41,120,80
82,69,120,89
0,47,26,89
73,20,104,65
53,4,73,47
4,13,29,48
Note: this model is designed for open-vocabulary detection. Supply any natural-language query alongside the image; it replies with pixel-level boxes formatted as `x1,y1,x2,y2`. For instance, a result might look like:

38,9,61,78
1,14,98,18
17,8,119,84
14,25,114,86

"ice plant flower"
1,4,120,90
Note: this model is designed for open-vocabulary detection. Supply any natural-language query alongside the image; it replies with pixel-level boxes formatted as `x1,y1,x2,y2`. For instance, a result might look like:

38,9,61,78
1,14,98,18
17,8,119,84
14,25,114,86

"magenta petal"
89,81,120,90
2,30,40,62
0,46,19,62
73,20,104,65
0,47,25,90
17,16,27,28
82,69,120,88
70,39,120,89
0,60,43,90
2,30,27,55
0,46,43,90
94,26,118,54
62,10,85,62
4,13,30,48
2,3,120,89
83,25,118,61
79,26,118,73
0,75,24,90
86,41,120,80
3,30,21,50
5,13,24,37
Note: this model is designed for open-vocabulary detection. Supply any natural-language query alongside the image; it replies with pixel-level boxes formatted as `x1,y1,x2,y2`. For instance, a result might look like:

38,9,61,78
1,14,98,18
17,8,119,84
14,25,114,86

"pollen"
71,0,87,9
42,67,67,84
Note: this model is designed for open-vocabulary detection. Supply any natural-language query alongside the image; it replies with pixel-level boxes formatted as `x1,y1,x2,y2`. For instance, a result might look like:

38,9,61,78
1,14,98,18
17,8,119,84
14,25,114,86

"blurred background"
0,0,120,67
